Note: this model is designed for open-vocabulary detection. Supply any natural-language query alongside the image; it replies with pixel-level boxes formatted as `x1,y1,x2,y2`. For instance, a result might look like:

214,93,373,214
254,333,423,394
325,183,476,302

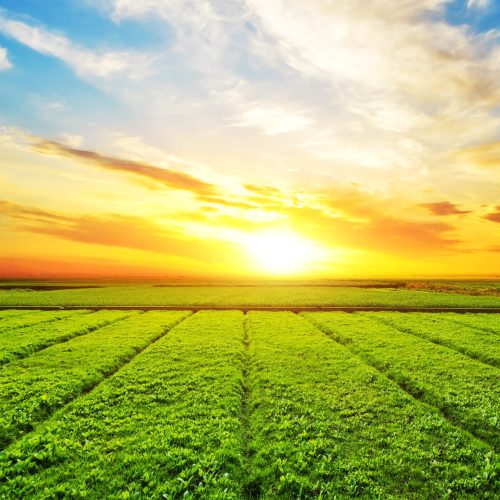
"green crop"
444,313,500,334
0,310,82,334
0,311,190,449
0,310,39,320
304,312,500,451
1,285,500,307
0,311,245,498
0,310,134,365
0,309,499,498
369,312,500,368
245,312,498,497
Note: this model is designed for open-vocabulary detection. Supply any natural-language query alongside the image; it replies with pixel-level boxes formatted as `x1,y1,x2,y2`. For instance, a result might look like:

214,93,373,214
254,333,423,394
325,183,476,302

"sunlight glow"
245,229,322,275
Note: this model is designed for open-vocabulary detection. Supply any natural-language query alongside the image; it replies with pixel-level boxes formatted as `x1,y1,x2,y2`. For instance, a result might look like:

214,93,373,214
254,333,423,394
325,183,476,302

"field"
0,301,499,497
1,282,500,308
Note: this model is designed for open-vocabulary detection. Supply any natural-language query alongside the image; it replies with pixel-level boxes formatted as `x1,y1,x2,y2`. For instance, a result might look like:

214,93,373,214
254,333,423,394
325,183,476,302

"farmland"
1,282,500,308
0,305,499,498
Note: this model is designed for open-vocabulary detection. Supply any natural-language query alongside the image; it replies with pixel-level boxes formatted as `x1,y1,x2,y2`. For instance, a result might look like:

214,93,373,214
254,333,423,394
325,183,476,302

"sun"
245,229,322,275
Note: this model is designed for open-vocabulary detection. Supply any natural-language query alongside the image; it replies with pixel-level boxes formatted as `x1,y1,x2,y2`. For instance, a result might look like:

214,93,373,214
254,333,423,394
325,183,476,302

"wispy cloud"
484,206,500,223
467,0,490,9
0,47,11,70
418,201,471,216
0,199,233,263
455,141,500,168
34,140,217,196
0,12,148,78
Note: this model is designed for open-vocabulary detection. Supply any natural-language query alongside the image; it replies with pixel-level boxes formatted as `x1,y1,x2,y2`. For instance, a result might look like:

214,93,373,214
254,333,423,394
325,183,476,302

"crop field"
0,308,499,498
2,284,500,309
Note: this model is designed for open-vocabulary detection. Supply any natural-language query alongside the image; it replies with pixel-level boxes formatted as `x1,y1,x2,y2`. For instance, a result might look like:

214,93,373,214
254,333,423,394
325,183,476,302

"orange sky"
0,1,499,278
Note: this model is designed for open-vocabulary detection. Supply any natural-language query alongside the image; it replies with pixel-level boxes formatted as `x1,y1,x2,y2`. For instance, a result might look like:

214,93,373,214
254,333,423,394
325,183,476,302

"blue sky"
0,0,499,277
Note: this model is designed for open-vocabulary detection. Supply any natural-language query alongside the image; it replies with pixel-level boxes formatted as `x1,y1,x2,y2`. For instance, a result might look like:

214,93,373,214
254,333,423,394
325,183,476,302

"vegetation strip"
369,312,500,369
2,285,500,308
0,310,39,320
0,311,246,498
245,312,498,497
2,305,500,313
443,313,500,335
0,311,191,449
0,310,133,365
304,312,500,452
0,310,82,334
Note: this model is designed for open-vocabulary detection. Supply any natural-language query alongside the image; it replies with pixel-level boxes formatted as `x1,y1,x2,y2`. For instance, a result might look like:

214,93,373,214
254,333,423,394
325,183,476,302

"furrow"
0,311,191,450
240,313,255,498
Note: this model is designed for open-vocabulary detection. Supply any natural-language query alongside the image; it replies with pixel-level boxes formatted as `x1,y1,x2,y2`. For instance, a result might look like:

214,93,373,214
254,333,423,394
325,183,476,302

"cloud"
245,0,500,107
234,104,314,135
0,12,148,78
276,204,460,257
0,199,73,223
34,140,217,196
467,0,490,9
0,47,11,70
484,207,500,223
418,201,471,215
0,199,233,263
455,141,500,168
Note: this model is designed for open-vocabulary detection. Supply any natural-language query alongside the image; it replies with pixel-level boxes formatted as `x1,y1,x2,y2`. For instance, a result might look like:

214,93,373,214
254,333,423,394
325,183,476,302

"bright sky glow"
0,0,499,277
245,230,325,275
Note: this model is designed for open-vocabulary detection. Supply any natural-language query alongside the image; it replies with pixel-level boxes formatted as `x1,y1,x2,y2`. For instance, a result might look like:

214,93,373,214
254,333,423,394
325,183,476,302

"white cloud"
244,0,500,106
0,47,11,70
235,104,314,135
53,1,500,200
0,13,149,78
467,0,490,9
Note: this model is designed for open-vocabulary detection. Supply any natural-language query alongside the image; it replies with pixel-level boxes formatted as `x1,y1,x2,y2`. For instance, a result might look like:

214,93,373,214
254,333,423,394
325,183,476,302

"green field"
0,309,499,497
1,283,500,308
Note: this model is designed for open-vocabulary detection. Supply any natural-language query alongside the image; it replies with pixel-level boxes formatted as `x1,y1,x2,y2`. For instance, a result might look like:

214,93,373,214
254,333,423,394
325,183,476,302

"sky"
0,0,499,278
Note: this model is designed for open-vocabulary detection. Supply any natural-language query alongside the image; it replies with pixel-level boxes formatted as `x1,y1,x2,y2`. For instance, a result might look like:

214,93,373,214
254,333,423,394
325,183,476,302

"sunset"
0,3,499,498
0,0,499,278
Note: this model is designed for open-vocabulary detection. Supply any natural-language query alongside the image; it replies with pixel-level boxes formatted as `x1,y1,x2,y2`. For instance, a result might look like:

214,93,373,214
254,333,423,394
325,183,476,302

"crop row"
245,312,497,497
304,312,500,451
369,312,500,368
0,310,39,320
2,285,500,307
0,311,190,449
443,313,500,335
0,311,498,497
0,311,245,498
0,310,132,365
0,310,82,334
